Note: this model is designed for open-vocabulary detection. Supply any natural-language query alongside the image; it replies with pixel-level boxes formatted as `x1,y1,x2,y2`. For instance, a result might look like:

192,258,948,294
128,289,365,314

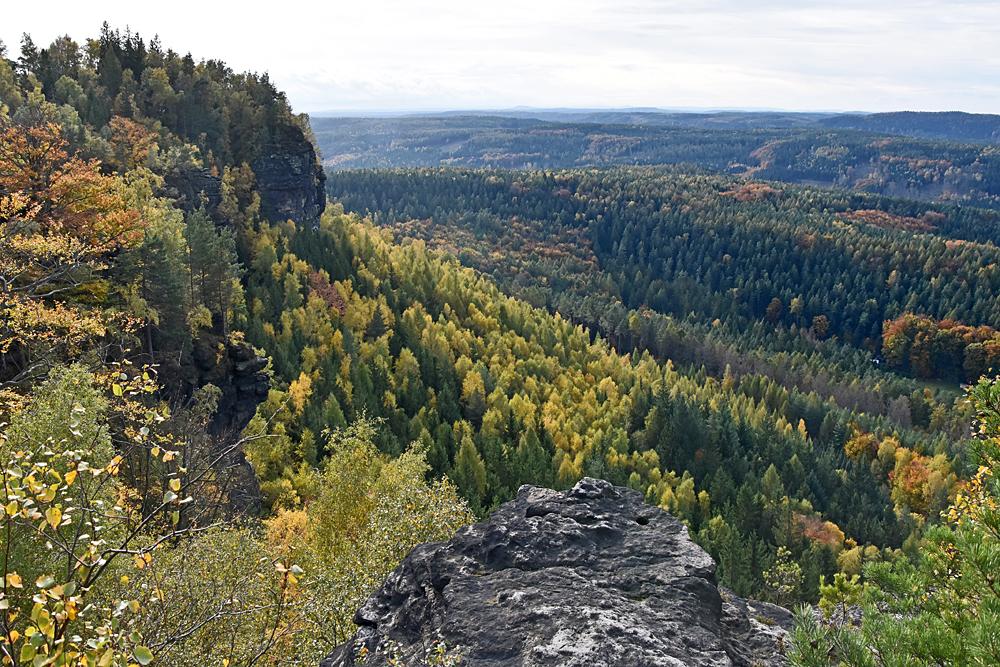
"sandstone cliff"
165,121,326,226
323,478,791,667
187,335,270,514
251,122,327,225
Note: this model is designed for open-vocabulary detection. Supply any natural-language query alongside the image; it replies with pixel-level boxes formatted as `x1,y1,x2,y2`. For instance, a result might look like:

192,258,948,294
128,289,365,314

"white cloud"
3,0,998,113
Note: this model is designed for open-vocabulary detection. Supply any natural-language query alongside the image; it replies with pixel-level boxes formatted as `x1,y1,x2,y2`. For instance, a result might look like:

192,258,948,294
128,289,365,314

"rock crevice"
322,478,791,667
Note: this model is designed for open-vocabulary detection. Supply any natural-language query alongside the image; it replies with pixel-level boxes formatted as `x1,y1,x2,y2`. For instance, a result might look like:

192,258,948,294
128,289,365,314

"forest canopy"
0,24,994,667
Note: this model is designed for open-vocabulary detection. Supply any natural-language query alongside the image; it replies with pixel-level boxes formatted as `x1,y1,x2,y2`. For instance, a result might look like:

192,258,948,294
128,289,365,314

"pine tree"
762,464,786,504
17,33,39,77
451,432,487,511
184,208,242,334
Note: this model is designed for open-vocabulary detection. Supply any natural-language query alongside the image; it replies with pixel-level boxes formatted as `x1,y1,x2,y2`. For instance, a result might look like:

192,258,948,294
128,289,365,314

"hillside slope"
820,111,1000,144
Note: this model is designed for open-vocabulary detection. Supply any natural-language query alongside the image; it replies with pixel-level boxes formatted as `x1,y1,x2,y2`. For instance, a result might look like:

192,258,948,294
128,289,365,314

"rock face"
191,336,270,437
163,167,223,212
190,336,270,513
164,122,326,226
251,122,327,226
322,478,791,667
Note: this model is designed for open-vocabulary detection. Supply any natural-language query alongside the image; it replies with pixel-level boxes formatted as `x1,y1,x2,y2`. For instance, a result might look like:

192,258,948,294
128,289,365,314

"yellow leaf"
6,573,22,589
45,507,62,530
63,470,77,487
168,478,181,492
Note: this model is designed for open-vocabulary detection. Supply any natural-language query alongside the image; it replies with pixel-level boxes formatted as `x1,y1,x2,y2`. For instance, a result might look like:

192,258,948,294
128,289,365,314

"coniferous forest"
312,115,1000,208
1,22,999,667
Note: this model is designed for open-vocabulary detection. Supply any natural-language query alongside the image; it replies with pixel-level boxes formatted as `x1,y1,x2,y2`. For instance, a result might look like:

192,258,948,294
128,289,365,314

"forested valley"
312,114,1000,208
1,24,999,667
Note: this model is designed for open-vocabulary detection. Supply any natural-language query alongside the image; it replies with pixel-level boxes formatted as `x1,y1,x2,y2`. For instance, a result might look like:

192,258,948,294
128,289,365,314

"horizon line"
304,106,996,118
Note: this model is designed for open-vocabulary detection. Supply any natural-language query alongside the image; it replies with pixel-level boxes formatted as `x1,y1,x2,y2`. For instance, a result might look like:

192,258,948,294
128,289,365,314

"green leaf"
19,642,36,662
134,646,154,665
112,383,124,397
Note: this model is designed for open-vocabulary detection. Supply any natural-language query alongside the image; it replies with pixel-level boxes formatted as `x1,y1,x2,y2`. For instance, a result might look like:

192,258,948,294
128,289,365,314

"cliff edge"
322,478,791,667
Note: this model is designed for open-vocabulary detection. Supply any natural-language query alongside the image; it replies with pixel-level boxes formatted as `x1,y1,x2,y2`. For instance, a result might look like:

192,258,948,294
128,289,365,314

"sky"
3,0,999,114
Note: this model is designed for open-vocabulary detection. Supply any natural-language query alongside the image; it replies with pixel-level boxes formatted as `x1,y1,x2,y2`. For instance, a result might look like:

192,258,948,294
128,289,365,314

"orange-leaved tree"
0,120,145,389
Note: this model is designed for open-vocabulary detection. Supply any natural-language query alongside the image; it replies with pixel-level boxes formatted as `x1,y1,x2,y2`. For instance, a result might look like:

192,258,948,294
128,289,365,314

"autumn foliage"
720,181,782,202
308,269,347,315
882,313,1000,381
842,209,941,233
0,121,146,386
795,513,846,551
0,122,143,248
844,424,957,516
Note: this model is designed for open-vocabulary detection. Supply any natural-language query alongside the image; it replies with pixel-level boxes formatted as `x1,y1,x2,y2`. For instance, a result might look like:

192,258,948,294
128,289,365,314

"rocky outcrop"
163,167,223,212
164,122,326,226
323,478,791,667
191,336,269,437
251,122,326,226
190,336,270,513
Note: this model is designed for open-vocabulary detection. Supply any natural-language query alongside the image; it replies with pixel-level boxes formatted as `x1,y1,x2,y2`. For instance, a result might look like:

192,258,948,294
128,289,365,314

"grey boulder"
322,478,791,667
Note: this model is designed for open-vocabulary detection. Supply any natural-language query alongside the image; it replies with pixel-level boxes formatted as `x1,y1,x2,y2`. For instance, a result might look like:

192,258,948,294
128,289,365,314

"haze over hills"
820,111,1000,144
312,111,1000,208
313,108,1000,138
312,107,844,125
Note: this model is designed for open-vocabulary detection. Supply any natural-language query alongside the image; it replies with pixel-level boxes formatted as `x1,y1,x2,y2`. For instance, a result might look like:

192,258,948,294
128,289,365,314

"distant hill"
311,114,774,170
820,111,1000,144
419,109,836,128
311,114,1000,208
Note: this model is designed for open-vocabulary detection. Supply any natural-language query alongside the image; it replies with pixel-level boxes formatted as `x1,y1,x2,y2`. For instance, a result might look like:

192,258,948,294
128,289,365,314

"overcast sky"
3,1,999,114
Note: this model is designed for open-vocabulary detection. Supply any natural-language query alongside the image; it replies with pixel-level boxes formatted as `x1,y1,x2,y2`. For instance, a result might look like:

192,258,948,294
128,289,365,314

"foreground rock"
322,478,791,667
